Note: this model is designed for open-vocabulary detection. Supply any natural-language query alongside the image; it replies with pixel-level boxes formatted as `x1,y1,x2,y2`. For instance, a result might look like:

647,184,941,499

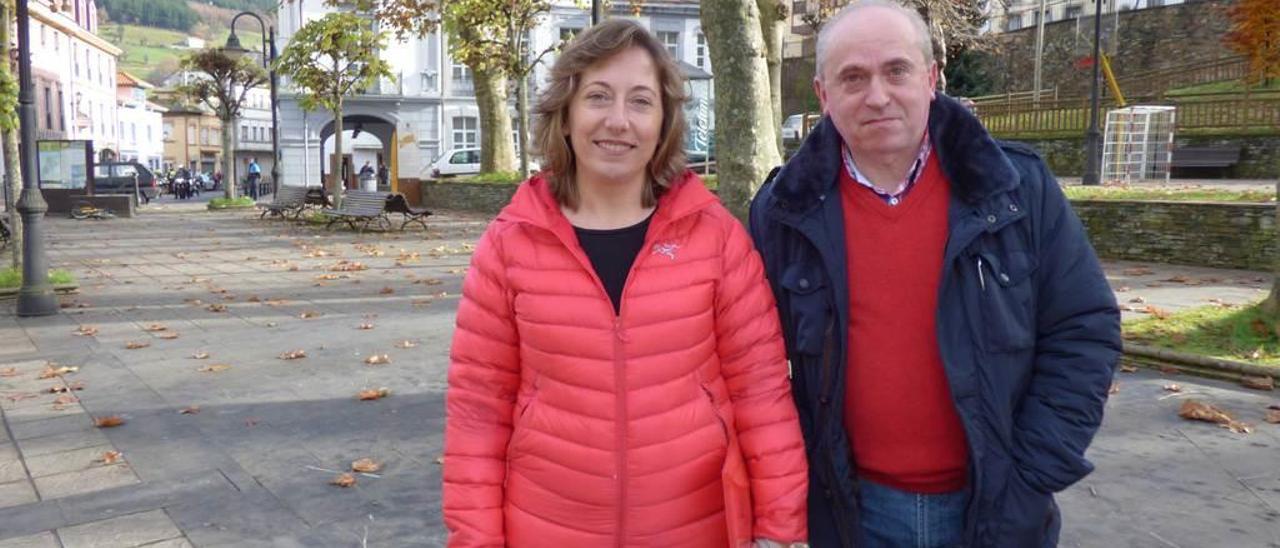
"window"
241,124,249,141
1065,5,1082,18
163,122,173,141
73,44,79,76
451,61,471,83
187,125,196,143
42,86,51,129
451,116,478,147
1006,15,1023,31
559,26,581,43
695,32,708,70
58,91,64,130
39,24,45,47
657,31,679,58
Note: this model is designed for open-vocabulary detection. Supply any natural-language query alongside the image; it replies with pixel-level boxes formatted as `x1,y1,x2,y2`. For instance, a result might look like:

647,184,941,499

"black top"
574,211,654,315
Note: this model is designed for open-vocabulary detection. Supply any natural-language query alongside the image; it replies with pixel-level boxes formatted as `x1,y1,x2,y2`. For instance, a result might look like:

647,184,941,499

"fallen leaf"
298,311,322,319
279,350,307,360
1118,304,1136,312
265,321,278,327
1241,376,1275,391
1162,383,1183,393
1142,305,1171,320
315,274,344,281
191,352,210,360
330,261,368,272
411,299,432,307
421,278,443,286
245,417,260,427
197,364,232,373
144,323,168,332
351,458,382,473
0,367,17,377
379,287,395,295
1178,400,1251,433
38,365,79,379
125,341,151,350
94,416,125,428
4,392,38,403
1119,364,1139,373
73,326,99,336
357,387,390,401
207,304,227,312
52,394,78,405
96,451,123,464
1266,409,1280,424
178,405,201,415
1108,381,1120,395
364,354,391,366
395,340,418,349
1251,319,1271,336
357,323,375,330
1128,296,1146,304
157,332,180,340
1122,267,1154,276
1162,276,1190,284
1170,333,1188,344
247,295,262,303
331,473,357,487
1115,286,1130,292
1159,365,1181,375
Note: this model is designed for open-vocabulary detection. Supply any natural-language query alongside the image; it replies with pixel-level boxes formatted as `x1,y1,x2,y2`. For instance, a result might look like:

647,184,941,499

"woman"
443,19,808,547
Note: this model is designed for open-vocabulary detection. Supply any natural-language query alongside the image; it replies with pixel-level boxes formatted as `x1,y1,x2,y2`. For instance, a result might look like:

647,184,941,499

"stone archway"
318,114,398,193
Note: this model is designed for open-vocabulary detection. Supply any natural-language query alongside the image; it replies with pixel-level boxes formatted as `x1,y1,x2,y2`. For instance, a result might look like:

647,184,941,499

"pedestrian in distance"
247,158,262,200
443,18,809,548
748,1,1122,546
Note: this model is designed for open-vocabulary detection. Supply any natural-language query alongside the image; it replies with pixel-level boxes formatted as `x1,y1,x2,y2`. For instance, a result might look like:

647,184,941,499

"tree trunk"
223,116,237,200
473,65,516,173
0,0,20,269
331,100,344,209
1264,177,1280,316
701,0,783,219
757,0,784,157
516,71,531,176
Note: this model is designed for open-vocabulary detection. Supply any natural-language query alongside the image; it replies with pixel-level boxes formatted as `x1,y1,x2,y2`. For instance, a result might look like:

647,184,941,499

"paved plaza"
0,201,1277,547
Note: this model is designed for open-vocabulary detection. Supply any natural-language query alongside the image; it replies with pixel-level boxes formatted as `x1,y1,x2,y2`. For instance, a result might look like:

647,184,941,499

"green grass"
454,172,524,185
1164,79,1280,97
207,196,256,209
1063,185,1275,203
108,23,264,83
0,268,76,289
1124,302,1280,367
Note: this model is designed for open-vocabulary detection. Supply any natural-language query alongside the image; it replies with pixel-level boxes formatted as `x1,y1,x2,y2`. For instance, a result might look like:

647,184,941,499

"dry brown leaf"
73,326,99,336
48,381,84,393
1142,305,1171,320
52,394,78,405
331,473,357,487
1178,400,1251,433
1162,383,1183,393
207,304,227,312
330,261,368,272
38,365,79,379
4,392,38,403
245,417,260,427
364,354,391,366
411,299,432,307
357,387,390,401
1162,276,1190,284
351,458,382,473
298,311,322,319
265,321,278,328
179,405,201,415
1128,296,1146,304
125,341,151,350
144,323,168,332
157,332,180,340
1122,267,1154,276
315,274,344,281
96,450,122,465
1115,286,1130,292
247,295,262,303
1266,409,1280,424
379,287,395,295
0,367,17,377
197,364,232,373
1241,376,1275,391
1159,365,1181,375
395,340,418,349
191,352,210,360
278,350,307,360
356,323,375,330
94,416,125,428
1108,381,1120,395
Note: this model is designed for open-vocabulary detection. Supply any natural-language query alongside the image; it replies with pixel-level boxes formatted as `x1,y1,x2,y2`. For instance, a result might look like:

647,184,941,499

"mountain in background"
99,0,277,85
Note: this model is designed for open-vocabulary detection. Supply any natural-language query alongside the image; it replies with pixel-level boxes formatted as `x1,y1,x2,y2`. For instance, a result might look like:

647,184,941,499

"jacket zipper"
614,316,628,548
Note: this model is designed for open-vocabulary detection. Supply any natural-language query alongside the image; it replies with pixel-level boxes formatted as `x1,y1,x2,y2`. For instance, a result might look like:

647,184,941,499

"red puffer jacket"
444,172,808,547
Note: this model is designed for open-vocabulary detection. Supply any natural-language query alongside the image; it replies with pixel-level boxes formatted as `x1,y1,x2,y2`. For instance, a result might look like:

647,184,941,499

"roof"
116,71,155,90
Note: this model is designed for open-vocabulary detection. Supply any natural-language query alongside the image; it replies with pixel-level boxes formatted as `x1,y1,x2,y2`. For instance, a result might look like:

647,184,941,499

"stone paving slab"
0,480,36,508
58,509,185,548
0,532,57,548
32,464,140,500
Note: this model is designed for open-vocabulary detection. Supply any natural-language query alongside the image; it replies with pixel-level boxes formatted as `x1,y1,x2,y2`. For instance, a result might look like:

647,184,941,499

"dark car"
93,162,159,203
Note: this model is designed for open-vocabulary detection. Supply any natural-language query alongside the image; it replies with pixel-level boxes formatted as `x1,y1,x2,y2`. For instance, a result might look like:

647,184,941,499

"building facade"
115,71,165,170
274,0,710,193
160,101,223,176
988,0,1189,34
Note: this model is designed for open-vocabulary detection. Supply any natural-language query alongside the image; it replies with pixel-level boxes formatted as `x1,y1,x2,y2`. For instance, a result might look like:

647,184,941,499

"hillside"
102,1,272,85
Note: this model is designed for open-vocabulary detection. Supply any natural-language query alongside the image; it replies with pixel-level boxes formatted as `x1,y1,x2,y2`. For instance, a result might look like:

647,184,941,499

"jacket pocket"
976,250,1037,353
780,263,830,356
991,470,1058,547
700,381,753,547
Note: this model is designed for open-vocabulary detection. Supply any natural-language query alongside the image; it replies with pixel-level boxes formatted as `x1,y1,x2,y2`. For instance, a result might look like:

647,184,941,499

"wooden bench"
1170,146,1241,169
385,193,433,231
257,185,310,220
318,190,391,232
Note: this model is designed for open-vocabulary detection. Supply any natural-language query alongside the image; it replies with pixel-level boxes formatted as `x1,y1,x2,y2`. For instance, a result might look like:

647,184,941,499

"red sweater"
840,152,969,494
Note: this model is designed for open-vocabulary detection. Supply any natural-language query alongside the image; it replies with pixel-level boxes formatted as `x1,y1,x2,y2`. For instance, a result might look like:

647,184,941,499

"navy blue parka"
748,95,1122,547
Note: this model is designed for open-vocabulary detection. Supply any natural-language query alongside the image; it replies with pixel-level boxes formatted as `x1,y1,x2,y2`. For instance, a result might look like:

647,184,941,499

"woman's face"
566,46,664,191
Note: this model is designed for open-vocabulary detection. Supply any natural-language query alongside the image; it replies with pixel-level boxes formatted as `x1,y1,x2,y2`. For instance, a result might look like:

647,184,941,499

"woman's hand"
754,540,808,548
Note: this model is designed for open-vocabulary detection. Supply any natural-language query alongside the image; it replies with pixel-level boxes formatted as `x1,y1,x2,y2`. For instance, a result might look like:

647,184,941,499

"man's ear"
928,61,940,98
813,77,828,114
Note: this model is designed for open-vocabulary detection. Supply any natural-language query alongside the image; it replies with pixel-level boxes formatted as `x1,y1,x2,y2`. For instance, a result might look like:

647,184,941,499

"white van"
429,148,481,178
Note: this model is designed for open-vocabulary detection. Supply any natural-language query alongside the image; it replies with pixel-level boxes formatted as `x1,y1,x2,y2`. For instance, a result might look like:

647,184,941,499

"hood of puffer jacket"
496,170,721,239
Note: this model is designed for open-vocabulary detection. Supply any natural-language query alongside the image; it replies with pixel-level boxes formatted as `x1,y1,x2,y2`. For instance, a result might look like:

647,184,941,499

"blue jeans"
856,479,968,548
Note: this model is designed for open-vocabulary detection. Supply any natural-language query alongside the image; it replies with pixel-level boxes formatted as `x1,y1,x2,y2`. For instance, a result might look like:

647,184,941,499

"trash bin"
359,174,377,191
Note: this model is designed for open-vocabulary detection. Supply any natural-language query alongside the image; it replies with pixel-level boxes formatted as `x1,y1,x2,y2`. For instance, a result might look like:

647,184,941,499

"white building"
274,0,710,193
115,71,166,170
28,0,121,160
162,70,277,184
988,0,1187,33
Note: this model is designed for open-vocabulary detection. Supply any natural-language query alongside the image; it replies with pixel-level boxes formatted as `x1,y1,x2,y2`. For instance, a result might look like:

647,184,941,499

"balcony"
357,74,404,97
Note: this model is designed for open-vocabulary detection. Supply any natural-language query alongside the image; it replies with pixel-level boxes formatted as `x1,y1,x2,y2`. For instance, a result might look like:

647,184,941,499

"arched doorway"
318,114,398,193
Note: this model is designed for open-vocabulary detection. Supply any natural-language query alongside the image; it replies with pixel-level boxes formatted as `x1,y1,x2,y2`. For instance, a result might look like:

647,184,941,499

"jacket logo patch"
651,241,680,260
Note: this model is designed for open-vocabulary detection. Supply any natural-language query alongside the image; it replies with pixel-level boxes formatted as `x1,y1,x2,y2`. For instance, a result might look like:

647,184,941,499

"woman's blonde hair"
533,18,688,209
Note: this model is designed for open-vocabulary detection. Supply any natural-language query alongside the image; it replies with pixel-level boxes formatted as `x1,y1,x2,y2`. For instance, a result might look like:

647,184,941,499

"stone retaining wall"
421,181,1277,271
1019,135,1280,179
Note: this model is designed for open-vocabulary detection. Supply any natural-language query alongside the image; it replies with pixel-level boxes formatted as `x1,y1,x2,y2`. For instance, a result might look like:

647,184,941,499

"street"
0,205,1278,547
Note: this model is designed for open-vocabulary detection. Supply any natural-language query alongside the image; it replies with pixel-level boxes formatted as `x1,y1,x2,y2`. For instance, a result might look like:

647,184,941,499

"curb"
0,283,79,298
1123,342,1277,382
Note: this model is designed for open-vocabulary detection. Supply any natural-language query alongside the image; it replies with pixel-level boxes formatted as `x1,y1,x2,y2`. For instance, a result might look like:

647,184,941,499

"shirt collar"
842,132,932,200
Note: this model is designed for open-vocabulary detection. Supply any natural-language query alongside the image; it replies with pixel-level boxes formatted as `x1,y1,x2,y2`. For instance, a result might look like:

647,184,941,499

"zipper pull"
614,317,629,342
977,256,986,291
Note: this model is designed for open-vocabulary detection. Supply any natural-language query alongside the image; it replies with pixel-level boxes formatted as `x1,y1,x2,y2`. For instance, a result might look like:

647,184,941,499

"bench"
385,193,433,231
257,185,309,220
0,215,10,250
1170,146,1241,169
318,190,391,232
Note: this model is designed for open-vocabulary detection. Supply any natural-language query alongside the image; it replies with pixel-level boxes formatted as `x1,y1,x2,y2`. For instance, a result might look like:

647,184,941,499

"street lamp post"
1082,0,1104,186
15,0,56,317
224,12,280,198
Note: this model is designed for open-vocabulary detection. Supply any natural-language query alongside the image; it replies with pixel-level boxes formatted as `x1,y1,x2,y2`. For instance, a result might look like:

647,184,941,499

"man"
247,159,262,199
748,1,1121,546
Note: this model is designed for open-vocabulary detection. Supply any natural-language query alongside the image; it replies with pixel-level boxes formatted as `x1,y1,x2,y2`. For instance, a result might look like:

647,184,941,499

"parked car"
429,148,481,178
781,114,805,142
92,161,158,203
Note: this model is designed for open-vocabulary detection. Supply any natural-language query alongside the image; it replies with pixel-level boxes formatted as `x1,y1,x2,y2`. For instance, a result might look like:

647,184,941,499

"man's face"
814,7,938,161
